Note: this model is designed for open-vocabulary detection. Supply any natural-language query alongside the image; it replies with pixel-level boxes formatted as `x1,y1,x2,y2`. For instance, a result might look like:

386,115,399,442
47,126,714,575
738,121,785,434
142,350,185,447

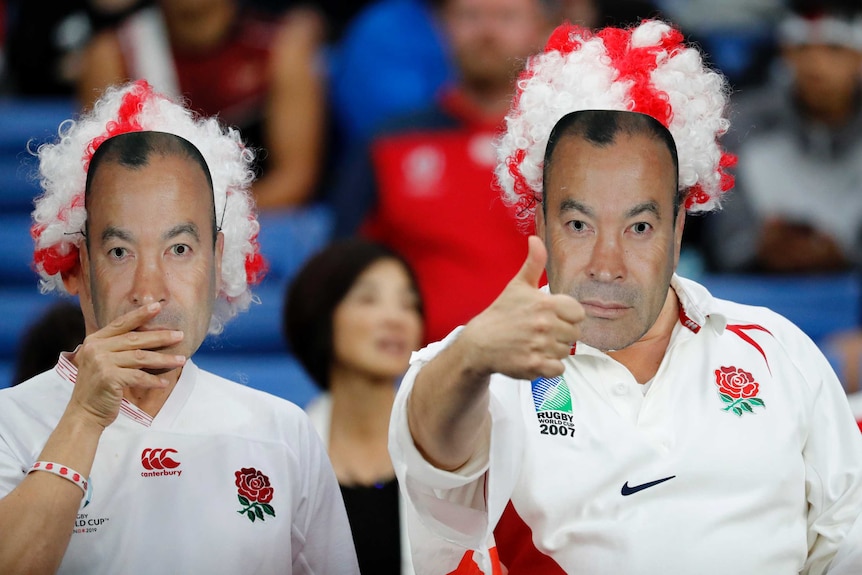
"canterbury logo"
141,448,181,470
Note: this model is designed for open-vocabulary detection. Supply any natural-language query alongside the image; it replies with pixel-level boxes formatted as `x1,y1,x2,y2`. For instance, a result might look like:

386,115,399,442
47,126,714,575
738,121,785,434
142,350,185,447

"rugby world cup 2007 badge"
531,375,576,439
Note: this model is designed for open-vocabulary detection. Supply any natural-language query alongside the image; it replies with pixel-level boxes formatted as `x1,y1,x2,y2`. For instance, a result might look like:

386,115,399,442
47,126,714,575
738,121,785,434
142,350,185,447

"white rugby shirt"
390,275,862,575
0,357,359,574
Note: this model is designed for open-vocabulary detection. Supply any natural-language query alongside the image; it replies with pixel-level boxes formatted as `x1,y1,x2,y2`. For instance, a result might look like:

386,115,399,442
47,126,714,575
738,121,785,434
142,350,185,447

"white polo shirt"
389,275,862,575
0,357,360,574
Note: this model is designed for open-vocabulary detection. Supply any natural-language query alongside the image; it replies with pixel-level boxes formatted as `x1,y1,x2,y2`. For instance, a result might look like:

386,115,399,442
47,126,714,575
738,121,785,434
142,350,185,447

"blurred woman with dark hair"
12,301,85,386
283,238,424,575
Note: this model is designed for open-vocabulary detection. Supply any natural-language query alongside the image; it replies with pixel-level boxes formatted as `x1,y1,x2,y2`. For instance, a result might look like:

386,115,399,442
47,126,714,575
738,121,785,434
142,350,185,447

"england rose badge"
714,366,766,416
235,467,276,523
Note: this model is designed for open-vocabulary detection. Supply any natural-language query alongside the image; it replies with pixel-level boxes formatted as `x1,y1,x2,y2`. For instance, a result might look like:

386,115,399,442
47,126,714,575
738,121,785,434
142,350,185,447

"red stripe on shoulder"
726,323,773,372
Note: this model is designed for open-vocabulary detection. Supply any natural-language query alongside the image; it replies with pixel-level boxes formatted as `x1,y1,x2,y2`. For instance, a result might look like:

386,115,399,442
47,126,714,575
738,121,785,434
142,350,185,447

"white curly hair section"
31,81,262,334
495,20,733,231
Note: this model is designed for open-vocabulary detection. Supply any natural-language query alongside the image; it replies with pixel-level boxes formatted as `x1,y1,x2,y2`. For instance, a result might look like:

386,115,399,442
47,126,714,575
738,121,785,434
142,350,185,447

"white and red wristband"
29,461,92,508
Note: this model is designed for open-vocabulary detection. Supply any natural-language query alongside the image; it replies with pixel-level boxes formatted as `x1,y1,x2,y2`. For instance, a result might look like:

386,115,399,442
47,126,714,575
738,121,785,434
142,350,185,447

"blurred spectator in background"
327,0,455,159
12,301,85,386
284,238,424,575
704,0,862,274
3,0,148,96
327,0,661,163
326,0,555,345
656,0,784,88
77,0,328,210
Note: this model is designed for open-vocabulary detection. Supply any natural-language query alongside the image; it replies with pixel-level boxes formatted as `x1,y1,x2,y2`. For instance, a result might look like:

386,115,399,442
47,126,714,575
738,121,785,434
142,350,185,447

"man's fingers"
513,235,547,288
545,339,573,361
550,320,579,350
80,328,183,355
97,303,163,339
533,358,566,380
118,329,184,351
550,293,585,325
112,349,187,372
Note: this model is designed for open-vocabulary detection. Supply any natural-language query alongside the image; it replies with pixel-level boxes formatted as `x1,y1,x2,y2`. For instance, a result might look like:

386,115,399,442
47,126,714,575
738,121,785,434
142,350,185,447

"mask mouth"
574,284,637,309
579,298,629,309
580,301,631,321
134,310,182,332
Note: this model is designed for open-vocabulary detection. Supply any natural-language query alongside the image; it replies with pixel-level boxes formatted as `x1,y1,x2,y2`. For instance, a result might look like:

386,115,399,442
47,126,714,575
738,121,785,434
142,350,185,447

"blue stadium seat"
0,361,13,389
200,279,287,354
0,213,40,285
0,98,77,211
0,98,77,152
256,203,333,281
0,288,76,360
699,273,860,344
0,153,43,211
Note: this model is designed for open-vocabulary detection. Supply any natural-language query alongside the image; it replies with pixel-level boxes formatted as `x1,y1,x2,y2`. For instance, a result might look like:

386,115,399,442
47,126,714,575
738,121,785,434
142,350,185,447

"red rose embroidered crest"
235,467,276,523
714,366,765,416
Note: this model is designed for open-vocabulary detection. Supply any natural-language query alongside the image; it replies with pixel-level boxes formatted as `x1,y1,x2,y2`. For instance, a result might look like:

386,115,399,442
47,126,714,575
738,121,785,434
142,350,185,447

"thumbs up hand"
459,236,584,381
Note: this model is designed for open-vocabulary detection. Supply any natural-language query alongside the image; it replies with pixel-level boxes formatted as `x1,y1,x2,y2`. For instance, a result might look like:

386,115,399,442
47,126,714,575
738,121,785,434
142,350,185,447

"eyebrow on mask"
626,201,661,220
101,223,202,244
163,222,201,243
558,198,593,217
558,199,661,220
101,226,134,243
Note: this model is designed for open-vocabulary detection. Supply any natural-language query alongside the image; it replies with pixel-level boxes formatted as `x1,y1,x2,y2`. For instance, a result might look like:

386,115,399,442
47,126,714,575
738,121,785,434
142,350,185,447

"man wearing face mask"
388,19,862,575
0,80,358,574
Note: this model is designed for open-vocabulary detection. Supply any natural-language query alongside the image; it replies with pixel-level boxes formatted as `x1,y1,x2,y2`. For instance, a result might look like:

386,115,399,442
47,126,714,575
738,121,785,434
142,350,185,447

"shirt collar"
53,351,199,428
671,273,728,334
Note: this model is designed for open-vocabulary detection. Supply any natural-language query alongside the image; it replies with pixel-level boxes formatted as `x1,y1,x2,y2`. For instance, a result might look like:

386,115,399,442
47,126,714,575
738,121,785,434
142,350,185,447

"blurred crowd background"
0,0,860,419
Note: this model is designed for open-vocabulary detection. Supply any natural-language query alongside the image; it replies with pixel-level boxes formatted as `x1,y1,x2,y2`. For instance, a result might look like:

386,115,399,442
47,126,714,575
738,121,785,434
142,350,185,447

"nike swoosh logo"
620,475,676,496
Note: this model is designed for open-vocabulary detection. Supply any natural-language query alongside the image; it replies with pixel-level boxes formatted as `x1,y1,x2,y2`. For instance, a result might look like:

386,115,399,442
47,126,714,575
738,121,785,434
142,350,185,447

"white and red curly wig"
31,80,266,334
495,19,737,232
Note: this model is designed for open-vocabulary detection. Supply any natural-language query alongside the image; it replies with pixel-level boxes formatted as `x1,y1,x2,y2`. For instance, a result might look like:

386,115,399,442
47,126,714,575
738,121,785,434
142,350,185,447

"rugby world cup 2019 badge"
532,375,576,438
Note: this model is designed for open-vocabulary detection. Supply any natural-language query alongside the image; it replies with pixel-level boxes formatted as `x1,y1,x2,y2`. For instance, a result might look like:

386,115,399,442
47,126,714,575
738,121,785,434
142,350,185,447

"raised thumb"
514,235,547,287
